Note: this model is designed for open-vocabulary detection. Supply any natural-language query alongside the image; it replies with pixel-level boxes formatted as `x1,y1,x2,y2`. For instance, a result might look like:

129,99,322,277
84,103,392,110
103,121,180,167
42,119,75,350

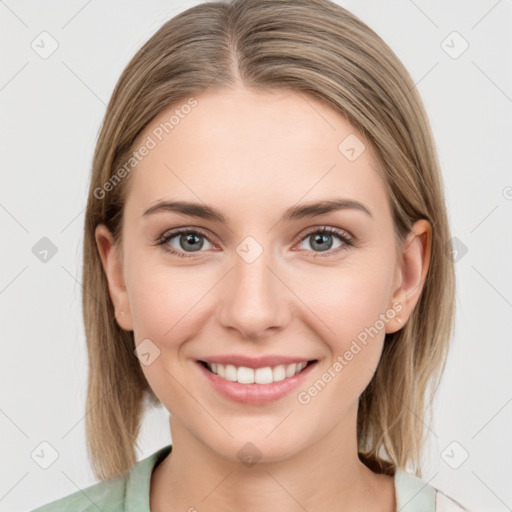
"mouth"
197,359,318,385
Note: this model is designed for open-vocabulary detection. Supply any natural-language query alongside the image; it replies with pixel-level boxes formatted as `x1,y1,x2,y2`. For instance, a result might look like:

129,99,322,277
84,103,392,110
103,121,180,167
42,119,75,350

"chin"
201,430,306,466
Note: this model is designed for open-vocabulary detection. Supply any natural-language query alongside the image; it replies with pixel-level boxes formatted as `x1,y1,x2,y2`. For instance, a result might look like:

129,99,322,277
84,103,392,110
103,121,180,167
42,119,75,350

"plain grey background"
1,1,511,511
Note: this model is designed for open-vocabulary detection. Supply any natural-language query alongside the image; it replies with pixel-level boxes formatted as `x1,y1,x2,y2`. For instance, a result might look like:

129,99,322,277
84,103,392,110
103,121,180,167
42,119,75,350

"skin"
95,86,431,512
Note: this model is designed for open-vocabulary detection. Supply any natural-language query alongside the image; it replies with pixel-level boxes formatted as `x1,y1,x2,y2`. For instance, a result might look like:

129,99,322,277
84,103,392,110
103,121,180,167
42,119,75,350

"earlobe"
385,219,432,334
94,224,133,331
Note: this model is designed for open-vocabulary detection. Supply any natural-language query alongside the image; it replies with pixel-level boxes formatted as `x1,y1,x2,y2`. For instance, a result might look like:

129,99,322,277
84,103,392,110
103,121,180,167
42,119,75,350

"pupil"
180,233,203,252
312,233,332,252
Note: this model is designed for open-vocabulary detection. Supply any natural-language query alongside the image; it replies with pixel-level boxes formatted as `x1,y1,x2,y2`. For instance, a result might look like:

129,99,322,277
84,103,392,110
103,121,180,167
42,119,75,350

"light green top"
31,444,471,511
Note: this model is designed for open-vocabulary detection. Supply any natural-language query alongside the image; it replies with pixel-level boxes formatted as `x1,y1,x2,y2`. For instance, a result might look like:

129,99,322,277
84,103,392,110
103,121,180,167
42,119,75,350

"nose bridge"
217,240,290,339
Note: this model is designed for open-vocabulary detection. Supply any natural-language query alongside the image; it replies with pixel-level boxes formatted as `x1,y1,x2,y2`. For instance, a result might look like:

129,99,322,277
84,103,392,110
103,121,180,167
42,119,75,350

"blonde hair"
83,0,455,480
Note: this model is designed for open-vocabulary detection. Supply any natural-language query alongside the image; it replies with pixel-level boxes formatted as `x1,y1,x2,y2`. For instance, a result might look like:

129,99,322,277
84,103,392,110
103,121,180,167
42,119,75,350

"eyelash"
155,226,354,259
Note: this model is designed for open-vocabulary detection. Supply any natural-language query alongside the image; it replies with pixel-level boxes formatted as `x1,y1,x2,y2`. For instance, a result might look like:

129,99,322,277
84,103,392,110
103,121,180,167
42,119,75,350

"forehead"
125,87,389,220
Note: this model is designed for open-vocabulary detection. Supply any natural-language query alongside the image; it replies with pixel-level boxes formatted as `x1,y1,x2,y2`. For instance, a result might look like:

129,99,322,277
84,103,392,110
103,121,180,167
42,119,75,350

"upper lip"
198,355,318,369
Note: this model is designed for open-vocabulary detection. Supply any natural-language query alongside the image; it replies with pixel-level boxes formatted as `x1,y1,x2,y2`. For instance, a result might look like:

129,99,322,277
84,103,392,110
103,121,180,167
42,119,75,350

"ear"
95,223,133,331
385,219,432,334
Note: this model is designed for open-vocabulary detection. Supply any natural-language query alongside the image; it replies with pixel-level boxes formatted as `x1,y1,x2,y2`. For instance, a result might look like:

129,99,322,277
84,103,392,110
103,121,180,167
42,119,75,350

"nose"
216,247,291,341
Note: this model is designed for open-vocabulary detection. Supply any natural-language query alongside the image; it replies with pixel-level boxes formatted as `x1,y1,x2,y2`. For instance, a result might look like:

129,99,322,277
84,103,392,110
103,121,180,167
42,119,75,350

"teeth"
255,367,273,384
238,366,255,384
205,361,309,384
225,364,238,382
272,365,286,382
285,363,296,378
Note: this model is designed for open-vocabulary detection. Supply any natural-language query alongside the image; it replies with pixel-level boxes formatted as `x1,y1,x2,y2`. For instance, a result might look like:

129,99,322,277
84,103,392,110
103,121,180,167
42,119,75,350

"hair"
82,0,455,481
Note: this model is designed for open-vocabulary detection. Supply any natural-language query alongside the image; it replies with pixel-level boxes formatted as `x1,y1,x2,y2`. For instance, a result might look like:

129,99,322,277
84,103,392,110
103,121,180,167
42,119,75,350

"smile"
200,360,312,384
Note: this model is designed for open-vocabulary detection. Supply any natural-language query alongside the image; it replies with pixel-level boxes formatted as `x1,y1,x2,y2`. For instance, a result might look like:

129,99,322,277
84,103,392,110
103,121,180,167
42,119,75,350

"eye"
296,226,353,257
155,225,353,259
156,228,214,258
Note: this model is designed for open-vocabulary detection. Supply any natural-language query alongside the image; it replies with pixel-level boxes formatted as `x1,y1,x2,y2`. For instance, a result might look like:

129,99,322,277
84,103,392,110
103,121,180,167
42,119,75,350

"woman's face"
96,86,424,463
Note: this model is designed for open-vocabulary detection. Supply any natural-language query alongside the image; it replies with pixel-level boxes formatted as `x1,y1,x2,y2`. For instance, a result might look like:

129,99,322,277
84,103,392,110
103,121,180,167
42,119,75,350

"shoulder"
30,475,127,512
436,489,474,512
394,469,474,512
30,444,172,512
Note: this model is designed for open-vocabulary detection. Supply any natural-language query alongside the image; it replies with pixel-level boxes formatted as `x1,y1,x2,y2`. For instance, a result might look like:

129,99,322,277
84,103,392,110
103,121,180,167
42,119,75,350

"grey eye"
166,231,213,253
298,231,345,252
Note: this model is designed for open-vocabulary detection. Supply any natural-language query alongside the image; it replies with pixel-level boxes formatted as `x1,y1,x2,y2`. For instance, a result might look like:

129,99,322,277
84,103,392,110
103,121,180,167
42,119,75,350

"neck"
150,410,396,512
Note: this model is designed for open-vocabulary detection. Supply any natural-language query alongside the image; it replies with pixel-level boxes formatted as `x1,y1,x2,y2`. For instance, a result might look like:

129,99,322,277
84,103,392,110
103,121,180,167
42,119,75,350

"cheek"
294,255,395,343
125,262,222,395
127,258,214,340
126,264,212,406
291,254,396,395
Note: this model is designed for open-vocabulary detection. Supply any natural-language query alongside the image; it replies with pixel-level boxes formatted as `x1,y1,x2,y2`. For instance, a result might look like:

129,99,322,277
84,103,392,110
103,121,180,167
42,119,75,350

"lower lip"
196,360,317,405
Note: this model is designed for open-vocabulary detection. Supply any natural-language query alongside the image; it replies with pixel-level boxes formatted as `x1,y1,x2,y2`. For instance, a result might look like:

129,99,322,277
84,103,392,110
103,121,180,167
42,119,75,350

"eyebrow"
142,198,373,223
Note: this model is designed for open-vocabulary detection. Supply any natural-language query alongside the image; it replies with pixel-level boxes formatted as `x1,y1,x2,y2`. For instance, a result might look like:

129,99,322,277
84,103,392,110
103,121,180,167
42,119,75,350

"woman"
32,0,472,510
